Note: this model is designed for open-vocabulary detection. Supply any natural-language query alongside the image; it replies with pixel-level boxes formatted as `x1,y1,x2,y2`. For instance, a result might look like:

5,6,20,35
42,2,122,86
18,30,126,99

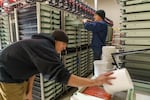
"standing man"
0,30,115,100
83,10,108,60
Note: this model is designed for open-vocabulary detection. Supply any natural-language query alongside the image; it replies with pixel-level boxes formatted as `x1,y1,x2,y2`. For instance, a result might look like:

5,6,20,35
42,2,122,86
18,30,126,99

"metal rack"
1,1,94,100
37,3,62,100
88,31,92,45
33,74,42,100
64,11,92,48
64,53,78,75
120,0,150,93
63,52,78,91
79,48,89,77
88,48,93,73
65,12,78,48
15,6,37,40
79,29,88,46
0,14,11,49
43,79,63,100
13,3,62,100
39,3,61,33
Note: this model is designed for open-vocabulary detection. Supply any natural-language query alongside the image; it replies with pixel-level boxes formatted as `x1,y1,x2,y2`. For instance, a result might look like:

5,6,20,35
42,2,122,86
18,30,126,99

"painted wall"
98,0,121,31
83,0,121,32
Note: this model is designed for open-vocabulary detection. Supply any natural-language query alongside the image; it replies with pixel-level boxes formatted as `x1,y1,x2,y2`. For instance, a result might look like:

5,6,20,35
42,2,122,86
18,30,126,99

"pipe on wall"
94,0,98,10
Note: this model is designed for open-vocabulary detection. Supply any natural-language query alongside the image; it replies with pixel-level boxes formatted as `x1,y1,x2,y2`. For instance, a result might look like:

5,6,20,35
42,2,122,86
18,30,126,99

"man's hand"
82,19,91,23
26,92,32,100
94,72,116,86
67,72,116,87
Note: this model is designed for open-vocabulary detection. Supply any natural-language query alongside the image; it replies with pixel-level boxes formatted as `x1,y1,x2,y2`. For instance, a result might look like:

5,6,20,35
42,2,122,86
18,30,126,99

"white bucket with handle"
102,46,116,63
93,60,114,77
102,48,150,95
103,68,134,94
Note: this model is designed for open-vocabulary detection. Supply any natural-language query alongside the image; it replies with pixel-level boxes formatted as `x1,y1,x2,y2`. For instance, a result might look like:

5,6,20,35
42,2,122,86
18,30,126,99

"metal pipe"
94,0,98,10
112,48,150,69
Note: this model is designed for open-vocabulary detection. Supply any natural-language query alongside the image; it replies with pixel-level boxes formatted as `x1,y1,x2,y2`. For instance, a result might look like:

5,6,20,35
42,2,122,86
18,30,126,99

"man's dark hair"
52,30,69,43
96,10,106,20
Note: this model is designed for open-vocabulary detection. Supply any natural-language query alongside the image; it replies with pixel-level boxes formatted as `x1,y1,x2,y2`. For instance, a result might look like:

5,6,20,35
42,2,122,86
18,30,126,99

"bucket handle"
111,48,150,69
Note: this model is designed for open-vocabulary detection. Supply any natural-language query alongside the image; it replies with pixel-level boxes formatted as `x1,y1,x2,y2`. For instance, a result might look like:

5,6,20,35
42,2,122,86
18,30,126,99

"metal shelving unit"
65,12,79,48
15,6,37,40
1,1,94,100
64,53,78,75
79,48,89,77
120,0,150,93
88,48,93,73
80,29,88,46
63,52,78,91
32,74,42,100
0,14,11,49
39,3,61,33
13,3,62,100
88,31,92,45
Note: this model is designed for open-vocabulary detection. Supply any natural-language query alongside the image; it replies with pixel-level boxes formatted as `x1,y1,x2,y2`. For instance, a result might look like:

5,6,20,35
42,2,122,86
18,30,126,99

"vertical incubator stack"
120,0,150,92
0,14,11,49
0,0,97,99
12,2,94,100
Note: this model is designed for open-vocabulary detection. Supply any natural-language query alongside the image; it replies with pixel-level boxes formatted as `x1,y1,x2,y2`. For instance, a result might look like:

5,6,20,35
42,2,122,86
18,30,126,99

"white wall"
83,0,121,32
98,0,121,32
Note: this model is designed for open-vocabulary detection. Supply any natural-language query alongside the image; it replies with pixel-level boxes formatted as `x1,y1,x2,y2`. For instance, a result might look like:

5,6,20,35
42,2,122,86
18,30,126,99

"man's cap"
52,30,69,43
95,10,106,19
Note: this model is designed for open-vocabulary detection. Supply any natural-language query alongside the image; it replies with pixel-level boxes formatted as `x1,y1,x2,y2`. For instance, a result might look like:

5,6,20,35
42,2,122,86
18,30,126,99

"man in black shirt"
0,30,115,100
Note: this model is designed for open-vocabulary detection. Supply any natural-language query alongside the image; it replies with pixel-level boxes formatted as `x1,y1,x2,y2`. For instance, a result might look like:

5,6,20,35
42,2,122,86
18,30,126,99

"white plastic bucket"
94,60,113,77
102,55,113,63
103,68,134,94
102,46,116,63
102,46,116,55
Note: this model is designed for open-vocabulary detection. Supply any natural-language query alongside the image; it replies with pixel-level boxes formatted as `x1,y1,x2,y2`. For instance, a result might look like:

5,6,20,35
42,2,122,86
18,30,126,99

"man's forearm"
67,72,115,88
27,75,36,94
67,74,98,87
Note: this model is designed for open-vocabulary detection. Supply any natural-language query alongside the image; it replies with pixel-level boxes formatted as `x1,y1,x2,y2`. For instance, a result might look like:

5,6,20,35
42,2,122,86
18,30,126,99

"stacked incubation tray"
79,29,88,46
87,31,93,71
63,52,78,90
7,1,94,99
32,74,42,100
88,48,93,73
0,14,11,49
16,2,61,40
43,79,56,100
65,12,78,48
88,31,92,46
79,49,89,77
39,3,61,33
16,5,37,40
14,2,62,100
78,25,93,75
64,53,78,76
42,77,63,100
38,3,62,100
63,10,94,94
120,0,150,92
